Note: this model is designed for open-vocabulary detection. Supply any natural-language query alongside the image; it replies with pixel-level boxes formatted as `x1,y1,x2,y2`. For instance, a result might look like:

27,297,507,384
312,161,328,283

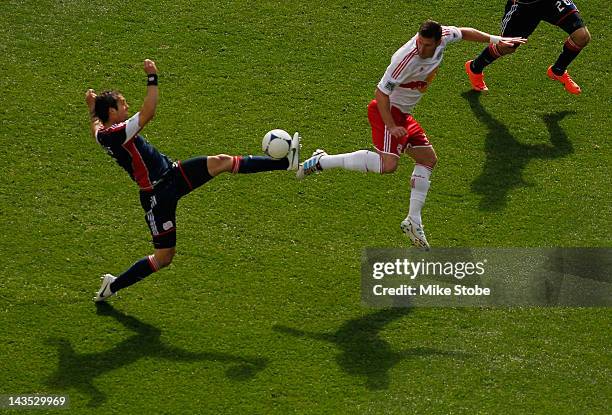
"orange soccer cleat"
547,66,581,95
465,60,488,92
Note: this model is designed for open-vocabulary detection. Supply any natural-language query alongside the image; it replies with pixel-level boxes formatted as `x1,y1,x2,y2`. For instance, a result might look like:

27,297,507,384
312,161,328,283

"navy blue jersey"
95,113,172,190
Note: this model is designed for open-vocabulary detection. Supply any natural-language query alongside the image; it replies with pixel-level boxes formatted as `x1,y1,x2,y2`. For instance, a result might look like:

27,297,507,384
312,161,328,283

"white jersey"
377,26,462,114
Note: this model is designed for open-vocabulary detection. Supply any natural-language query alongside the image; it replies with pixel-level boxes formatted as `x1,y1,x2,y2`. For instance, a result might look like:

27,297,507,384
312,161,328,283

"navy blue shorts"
139,156,213,249
501,0,585,38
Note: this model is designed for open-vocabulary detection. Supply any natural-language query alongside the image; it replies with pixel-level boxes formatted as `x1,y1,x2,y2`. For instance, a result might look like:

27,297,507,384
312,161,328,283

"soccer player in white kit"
297,20,525,249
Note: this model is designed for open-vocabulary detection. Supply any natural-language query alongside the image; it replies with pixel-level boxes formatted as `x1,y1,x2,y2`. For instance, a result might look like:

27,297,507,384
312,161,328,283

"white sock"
319,150,381,173
408,164,432,226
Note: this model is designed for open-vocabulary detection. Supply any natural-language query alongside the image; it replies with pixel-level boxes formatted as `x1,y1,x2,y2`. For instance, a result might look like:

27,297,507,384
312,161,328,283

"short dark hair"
419,20,442,41
94,91,121,123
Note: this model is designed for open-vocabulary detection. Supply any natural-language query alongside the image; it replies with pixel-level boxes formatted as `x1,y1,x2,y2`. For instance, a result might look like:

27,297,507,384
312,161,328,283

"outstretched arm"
85,89,102,139
459,27,527,48
138,59,159,129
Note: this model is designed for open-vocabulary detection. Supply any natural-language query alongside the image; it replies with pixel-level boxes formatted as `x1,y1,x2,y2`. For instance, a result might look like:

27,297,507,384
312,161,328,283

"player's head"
417,20,442,59
94,91,130,124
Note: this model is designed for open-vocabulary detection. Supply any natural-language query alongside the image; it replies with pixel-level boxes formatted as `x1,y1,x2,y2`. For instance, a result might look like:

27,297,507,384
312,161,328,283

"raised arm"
85,89,102,139
138,59,159,129
459,27,527,48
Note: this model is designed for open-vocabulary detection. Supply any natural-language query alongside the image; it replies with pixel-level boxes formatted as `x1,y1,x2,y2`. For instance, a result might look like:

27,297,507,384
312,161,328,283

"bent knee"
211,154,233,163
571,27,591,47
207,154,234,175
381,157,398,174
381,164,398,174
411,151,437,169
154,249,175,268
427,154,438,168
156,256,173,268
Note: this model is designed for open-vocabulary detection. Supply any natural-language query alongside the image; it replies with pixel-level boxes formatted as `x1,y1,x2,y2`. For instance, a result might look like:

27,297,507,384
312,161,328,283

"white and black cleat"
93,274,117,302
400,217,430,250
287,132,302,171
296,149,327,180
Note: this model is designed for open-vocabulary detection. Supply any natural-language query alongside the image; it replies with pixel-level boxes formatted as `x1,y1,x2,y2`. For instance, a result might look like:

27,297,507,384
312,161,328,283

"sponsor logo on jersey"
384,81,396,92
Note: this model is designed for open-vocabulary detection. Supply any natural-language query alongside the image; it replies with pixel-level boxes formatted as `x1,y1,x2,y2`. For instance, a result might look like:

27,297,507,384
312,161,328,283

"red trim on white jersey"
391,47,418,79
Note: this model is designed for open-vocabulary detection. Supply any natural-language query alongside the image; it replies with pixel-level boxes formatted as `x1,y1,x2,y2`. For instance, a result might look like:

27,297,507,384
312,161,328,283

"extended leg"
94,248,175,302
548,26,590,94
400,146,437,250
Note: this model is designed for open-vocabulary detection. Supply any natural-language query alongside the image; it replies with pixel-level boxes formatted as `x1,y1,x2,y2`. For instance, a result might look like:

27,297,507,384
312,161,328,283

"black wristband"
147,73,158,86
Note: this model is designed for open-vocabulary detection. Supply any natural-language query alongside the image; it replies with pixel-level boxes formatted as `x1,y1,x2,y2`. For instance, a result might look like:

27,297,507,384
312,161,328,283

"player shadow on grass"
274,308,469,390
44,303,267,408
461,91,575,211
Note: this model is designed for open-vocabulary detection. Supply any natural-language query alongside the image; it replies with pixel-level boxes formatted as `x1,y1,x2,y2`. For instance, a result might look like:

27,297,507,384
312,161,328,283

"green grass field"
1,0,610,413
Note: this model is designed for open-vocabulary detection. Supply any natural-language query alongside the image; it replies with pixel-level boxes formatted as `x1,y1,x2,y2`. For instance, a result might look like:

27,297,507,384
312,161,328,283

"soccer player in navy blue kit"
87,59,300,302
465,0,591,95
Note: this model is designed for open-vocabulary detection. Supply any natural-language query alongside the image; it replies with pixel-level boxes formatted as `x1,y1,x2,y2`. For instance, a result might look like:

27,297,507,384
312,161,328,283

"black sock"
552,38,582,76
110,256,158,292
231,156,289,173
471,45,501,74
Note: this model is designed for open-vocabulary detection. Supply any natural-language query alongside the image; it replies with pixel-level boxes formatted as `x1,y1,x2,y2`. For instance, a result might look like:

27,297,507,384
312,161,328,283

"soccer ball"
262,129,292,159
